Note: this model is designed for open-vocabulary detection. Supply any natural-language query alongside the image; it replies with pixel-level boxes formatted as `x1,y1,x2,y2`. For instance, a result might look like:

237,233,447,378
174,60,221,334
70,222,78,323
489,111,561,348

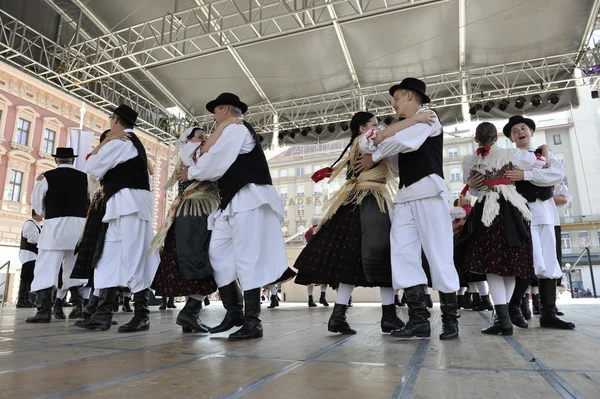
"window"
16,118,30,145
271,169,279,178
7,170,23,202
448,148,458,158
313,183,322,195
296,205,305,217
296,185,305,197
561,233,572,255
579,231,590,248
280,169,288,177
452,190,460,201
450,168,461,181
553,134,562,145
296,167,304,176
42,129,56,154
279,186,288,198
314,203,323,215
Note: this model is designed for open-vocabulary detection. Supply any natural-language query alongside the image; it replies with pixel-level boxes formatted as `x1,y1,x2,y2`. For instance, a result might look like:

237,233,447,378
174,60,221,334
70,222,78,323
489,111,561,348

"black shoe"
308,295,317,307
439,292,460,340
425,294,433,309
508,304,528,328
122,296,133,312
319,292,329,307
75,288,117,331
159,297,167,310
532,293,541,315
16,282,36,308
229,288,263,341
381,304,404,333
482,305,513,336
68,286,84,319
508,277,530,328
119,289,150,333
328,303,356,335
176,297,210,333
25,288,53,323
521,295,532,320
473,295,493,311
554,307,564,316
167,297,177,309
461,292,473,309
267,295,279,309
391,285,431,339
471,293,481,309
204,297,210,306
210,281,244,334
538,279,575,330
82,295,99,320
52,298,66,319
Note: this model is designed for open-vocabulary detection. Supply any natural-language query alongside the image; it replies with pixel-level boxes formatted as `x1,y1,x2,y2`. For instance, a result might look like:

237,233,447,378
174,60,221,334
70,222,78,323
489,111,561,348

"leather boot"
16,282,35,308
25,288,53,323
113,291,121,312
328,303,356,335
439,292,460,340
167,296,177,309
456,294,463,310
204,297,210,306
425,294,433,309
482,304,513,336
539,279,575,330
381,304,405,333
267,295,279,309
348,296,353,307
400,292,407,305
532,293,541,315
122,296,133,312
159,297,167,310
521,294,532,320
83,295,99,320
210,281,244,334
391,285,431,339
52,296,66,319
473,295,493,311
471,293,481,309
555,307,564,316
176,297,209,333
461,292,473,309
68,286,84,319
319,292,329,307
394,294,405,307
508,277,531,328
119,289,150,333
75,288,117,330
229,288,263,341
308,295,317,307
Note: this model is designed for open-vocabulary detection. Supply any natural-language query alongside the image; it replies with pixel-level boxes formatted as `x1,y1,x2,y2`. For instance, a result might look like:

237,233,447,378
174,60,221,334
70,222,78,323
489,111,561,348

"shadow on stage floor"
1,299,599,399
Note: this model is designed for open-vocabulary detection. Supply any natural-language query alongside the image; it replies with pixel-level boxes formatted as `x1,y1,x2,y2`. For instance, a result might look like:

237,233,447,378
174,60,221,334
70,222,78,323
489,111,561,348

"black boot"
456,294,464,310
508,277,531,328
176,297,209,333
167,296,177,309
319,292,329,307
210,281,244,334
204,297,210,306
68,286,84,319
482,304,513,336
25,288,53,323
159,297,167,310
122,296,133,312
521,295,532,320
308,295,317,307
473,295,493,311
267,295,279,309
381,304,404,333
471,293,481,309
83,295,99,320
539,279,575,330
439,292,460,340
52,296,66,319
16,282,35,308
229,288,263,341
328,303,356,334
461,292,473,309
400,292,407,305
532,293,541,315
119,289,150,333
425,294,433,309
394,294,405,307
555,307,564,316
348,296,353,307
391,285,431,339
75,288,117,330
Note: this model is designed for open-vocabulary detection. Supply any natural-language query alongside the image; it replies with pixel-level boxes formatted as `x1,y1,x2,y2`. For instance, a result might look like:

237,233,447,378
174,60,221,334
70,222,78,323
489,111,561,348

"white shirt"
84,129,154,223
522,151,564,226
187,124,284,224
360,109,448,203
19,218,41,264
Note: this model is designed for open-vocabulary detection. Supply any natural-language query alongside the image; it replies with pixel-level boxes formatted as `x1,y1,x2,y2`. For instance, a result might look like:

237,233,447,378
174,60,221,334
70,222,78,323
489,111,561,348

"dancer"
504,115,575,330
179,93,288,341
77,104,159,332
16,211,43,308
456,122,542,335
551,183,572,317
360,78,460,340
303,217,330,308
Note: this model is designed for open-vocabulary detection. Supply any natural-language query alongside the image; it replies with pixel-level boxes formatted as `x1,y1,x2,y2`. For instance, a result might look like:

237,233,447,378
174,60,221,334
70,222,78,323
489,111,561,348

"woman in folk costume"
294,111,435,335
455,122,546,336
151,124,236,332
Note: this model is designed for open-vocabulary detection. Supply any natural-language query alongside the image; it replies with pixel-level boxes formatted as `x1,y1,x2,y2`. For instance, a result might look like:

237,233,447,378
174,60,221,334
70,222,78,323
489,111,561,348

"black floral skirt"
71,195,107,281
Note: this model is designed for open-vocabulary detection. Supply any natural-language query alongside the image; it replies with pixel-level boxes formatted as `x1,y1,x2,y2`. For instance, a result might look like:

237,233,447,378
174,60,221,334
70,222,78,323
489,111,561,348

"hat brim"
51,154,78,158
108,107,138,126
206,99,248,114
389,84,431,104
502,117,536,138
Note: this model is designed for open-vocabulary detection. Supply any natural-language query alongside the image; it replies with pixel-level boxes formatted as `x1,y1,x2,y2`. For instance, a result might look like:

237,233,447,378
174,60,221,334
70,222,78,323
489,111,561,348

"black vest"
44,167,89,219
397,132,444,188
217,121,273,210
101,132,150,200
514,181,553,202
20,220,40,254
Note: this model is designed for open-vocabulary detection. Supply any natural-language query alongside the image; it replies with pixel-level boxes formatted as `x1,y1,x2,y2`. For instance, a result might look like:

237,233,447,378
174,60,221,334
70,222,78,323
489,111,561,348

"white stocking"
531,286,539,295
93,288,100,296
123,291,132,298
458,287,467,295
380,287,395,305
467,282,478,293
475,281,489,296
189,294,206,301
307,285,314,296
270,285,278,295
81,287,92,300
424,287,431,294
321,284,327,293
336,283,354,305
486,274,516,305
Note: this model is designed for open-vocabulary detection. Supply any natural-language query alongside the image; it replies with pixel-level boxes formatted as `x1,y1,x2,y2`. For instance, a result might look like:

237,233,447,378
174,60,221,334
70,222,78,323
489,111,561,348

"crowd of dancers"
17,77,574,342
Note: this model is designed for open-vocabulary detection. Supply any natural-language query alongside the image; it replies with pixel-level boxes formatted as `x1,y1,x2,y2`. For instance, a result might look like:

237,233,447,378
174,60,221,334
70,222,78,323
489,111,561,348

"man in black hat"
16,210,43,308
177,93,288,341
503,115,574,330
359,78,460,340
77,104,159,332
26,147,90,323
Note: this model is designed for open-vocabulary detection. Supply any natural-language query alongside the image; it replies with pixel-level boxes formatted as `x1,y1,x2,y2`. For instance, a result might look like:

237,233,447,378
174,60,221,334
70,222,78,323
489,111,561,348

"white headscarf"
179,126,202,144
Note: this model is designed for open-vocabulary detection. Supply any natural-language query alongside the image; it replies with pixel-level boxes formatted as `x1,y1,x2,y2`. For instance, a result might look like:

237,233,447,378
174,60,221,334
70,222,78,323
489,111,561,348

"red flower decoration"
311,167,333,183
476,145,491,159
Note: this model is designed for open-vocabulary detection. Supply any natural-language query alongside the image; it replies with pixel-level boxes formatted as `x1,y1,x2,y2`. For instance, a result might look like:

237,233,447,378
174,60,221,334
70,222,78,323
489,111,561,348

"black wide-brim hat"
109,104,138,126
206,92,248,114
389,77,431,104
503,115,536,138
52,147,77,158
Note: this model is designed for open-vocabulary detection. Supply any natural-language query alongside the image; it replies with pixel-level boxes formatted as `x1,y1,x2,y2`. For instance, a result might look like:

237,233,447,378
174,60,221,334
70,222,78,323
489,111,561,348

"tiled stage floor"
1,299,599,399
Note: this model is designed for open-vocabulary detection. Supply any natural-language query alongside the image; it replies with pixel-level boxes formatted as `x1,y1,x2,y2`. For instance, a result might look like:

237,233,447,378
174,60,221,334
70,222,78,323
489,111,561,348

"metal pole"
586,247,597,298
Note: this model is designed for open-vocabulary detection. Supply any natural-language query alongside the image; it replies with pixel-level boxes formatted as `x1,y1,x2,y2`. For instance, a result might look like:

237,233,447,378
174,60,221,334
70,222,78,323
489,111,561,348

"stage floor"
1,299,599,399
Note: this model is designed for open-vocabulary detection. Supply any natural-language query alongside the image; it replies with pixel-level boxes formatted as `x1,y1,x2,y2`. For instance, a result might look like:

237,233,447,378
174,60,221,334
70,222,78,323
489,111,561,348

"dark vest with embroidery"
44,167,89,219
514,181,553,202
101,132,150,200
217,121,272,210
20,220,40,254
397,131,444,188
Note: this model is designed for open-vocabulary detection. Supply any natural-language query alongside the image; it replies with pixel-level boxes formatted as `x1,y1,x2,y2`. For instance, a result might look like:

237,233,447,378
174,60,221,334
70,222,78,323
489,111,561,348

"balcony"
561,214,600,224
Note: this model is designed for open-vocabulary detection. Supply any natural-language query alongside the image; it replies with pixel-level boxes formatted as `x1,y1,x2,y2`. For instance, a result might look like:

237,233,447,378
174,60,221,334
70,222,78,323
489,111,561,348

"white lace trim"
477,185,532,227
464,146,518,173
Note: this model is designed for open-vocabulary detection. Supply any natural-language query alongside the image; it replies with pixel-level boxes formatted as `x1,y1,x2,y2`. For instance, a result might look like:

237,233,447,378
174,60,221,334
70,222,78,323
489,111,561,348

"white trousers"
531,224,562,279
31,249,86,292
209,205,288,291
93,214,160,293
391,197,460,293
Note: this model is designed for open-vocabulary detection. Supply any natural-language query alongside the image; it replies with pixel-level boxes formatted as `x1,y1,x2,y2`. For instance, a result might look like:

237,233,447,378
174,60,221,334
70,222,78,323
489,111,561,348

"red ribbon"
311,167,333,183
476,145,491,159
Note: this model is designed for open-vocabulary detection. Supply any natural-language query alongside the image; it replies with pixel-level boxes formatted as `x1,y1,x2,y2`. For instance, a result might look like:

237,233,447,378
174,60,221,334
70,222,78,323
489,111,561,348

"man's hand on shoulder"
36,173,45,181
105,130,131,142
177,166,190,182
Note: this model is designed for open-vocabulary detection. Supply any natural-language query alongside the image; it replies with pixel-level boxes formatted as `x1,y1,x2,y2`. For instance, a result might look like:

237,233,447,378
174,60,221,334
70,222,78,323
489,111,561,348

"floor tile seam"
421,365,600,373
